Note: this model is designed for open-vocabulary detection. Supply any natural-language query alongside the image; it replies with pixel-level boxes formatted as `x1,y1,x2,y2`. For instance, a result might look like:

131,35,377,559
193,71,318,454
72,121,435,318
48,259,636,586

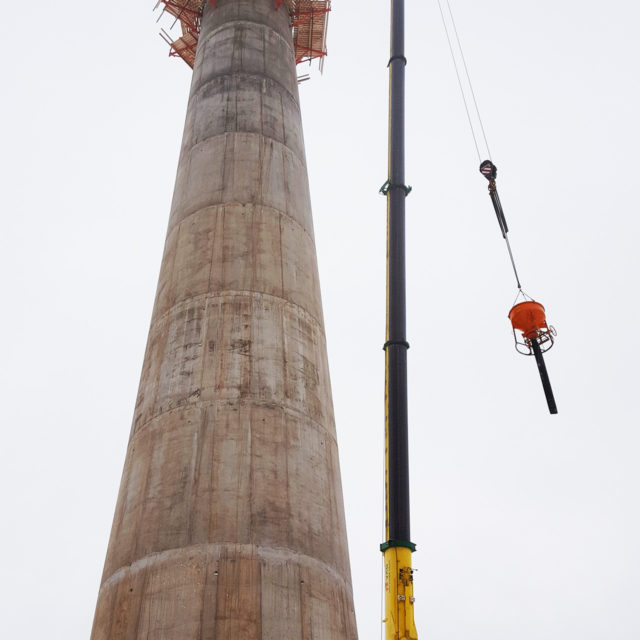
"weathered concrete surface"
90,0,358,638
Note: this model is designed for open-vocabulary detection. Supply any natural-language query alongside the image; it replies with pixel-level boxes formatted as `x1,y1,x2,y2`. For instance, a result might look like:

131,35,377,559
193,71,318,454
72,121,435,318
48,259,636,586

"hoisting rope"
511,287,533,309
436,0,492,163
438,0,523,292
504,235,522,290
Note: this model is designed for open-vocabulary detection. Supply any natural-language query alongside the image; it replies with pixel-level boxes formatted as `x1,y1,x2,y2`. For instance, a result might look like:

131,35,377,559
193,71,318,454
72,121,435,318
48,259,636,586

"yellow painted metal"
382,546,418,640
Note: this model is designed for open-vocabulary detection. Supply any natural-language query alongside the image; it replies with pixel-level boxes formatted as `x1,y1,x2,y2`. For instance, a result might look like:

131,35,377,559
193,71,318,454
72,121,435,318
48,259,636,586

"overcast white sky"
2,1,640,638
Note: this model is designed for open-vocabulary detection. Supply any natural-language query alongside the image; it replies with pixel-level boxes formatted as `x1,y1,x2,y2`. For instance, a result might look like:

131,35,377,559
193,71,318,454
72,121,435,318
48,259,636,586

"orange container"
508,301,548,339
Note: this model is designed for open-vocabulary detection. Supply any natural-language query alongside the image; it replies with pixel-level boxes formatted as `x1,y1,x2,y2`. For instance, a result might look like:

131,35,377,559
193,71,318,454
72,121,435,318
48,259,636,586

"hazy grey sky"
2,1,640,638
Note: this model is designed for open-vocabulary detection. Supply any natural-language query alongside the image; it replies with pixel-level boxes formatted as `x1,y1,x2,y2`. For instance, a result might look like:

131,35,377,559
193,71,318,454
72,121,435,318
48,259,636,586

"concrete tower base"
90,1,358,638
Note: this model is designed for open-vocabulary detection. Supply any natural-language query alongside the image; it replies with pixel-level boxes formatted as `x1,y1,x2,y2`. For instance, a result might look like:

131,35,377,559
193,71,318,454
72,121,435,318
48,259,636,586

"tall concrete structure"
90,1,358,638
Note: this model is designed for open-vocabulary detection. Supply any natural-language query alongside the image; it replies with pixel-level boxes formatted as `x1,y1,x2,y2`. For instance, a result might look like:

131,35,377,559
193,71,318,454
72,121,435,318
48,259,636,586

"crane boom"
381,0,418,638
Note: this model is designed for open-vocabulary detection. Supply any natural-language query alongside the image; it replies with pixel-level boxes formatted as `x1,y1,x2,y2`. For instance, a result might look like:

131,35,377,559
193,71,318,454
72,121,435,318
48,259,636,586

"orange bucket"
508,301,548,340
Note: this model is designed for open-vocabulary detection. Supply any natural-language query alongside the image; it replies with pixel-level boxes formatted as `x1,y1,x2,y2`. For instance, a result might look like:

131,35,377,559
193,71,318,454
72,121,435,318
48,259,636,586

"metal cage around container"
508,300,556,356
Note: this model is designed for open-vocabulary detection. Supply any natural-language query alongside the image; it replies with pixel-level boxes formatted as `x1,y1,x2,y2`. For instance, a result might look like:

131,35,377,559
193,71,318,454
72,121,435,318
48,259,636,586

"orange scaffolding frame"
155,0,331,69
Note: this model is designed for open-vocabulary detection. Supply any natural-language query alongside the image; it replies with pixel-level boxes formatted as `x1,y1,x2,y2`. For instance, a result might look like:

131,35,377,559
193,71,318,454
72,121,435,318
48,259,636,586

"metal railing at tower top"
155,0,331,69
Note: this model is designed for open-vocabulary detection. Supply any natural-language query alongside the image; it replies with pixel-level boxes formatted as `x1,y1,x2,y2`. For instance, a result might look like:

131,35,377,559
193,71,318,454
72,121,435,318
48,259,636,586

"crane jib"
382,0,418,639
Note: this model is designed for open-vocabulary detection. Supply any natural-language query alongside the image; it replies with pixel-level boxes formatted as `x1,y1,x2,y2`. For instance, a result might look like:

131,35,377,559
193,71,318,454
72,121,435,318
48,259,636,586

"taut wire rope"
504,235,522,290
444,0,493,161
436,0,482,162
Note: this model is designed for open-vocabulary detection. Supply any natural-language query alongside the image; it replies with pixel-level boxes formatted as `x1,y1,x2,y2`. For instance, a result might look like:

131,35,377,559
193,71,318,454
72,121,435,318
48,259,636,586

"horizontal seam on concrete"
186,129,307,170
99,542,353,597
131,398,338,447
167,202,315,247
190,71,300,112
151,288,325,333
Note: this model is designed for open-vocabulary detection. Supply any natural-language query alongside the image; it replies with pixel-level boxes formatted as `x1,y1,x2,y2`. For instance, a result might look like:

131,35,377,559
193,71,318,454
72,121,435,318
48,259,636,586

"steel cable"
436,0,482,162
444,0,493,161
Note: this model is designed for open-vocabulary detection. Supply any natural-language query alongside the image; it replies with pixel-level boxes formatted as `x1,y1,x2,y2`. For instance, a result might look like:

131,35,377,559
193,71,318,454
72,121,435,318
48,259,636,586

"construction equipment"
480,160,558,415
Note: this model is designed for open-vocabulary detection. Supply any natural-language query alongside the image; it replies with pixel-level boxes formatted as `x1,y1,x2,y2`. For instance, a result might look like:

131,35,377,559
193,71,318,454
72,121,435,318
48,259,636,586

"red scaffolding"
155,0,331,69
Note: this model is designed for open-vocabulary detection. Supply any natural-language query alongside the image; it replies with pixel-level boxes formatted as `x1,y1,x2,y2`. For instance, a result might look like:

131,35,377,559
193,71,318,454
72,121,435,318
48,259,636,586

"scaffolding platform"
155,0,331,69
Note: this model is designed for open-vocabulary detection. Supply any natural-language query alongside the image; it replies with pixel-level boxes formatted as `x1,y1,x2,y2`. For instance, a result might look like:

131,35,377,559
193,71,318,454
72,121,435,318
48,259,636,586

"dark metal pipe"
385,0,412,544
480,161,508,237
531,338,558,415
489,186,508,237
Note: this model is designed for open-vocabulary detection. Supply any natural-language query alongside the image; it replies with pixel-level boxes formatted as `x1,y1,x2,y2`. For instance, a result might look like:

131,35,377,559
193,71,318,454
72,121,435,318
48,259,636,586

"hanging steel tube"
381,0,418,638
531,338,558,414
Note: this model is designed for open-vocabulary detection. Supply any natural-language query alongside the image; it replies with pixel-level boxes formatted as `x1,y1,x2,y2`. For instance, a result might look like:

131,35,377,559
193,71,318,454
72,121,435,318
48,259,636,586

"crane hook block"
480,159,497,181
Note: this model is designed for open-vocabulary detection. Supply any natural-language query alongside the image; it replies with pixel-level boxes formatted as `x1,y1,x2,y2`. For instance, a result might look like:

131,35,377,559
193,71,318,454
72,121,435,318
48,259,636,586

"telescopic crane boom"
380,0,418,638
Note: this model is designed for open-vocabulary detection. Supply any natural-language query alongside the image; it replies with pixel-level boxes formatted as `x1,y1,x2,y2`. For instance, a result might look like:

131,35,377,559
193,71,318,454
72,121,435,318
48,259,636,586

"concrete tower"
90,1,358,638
